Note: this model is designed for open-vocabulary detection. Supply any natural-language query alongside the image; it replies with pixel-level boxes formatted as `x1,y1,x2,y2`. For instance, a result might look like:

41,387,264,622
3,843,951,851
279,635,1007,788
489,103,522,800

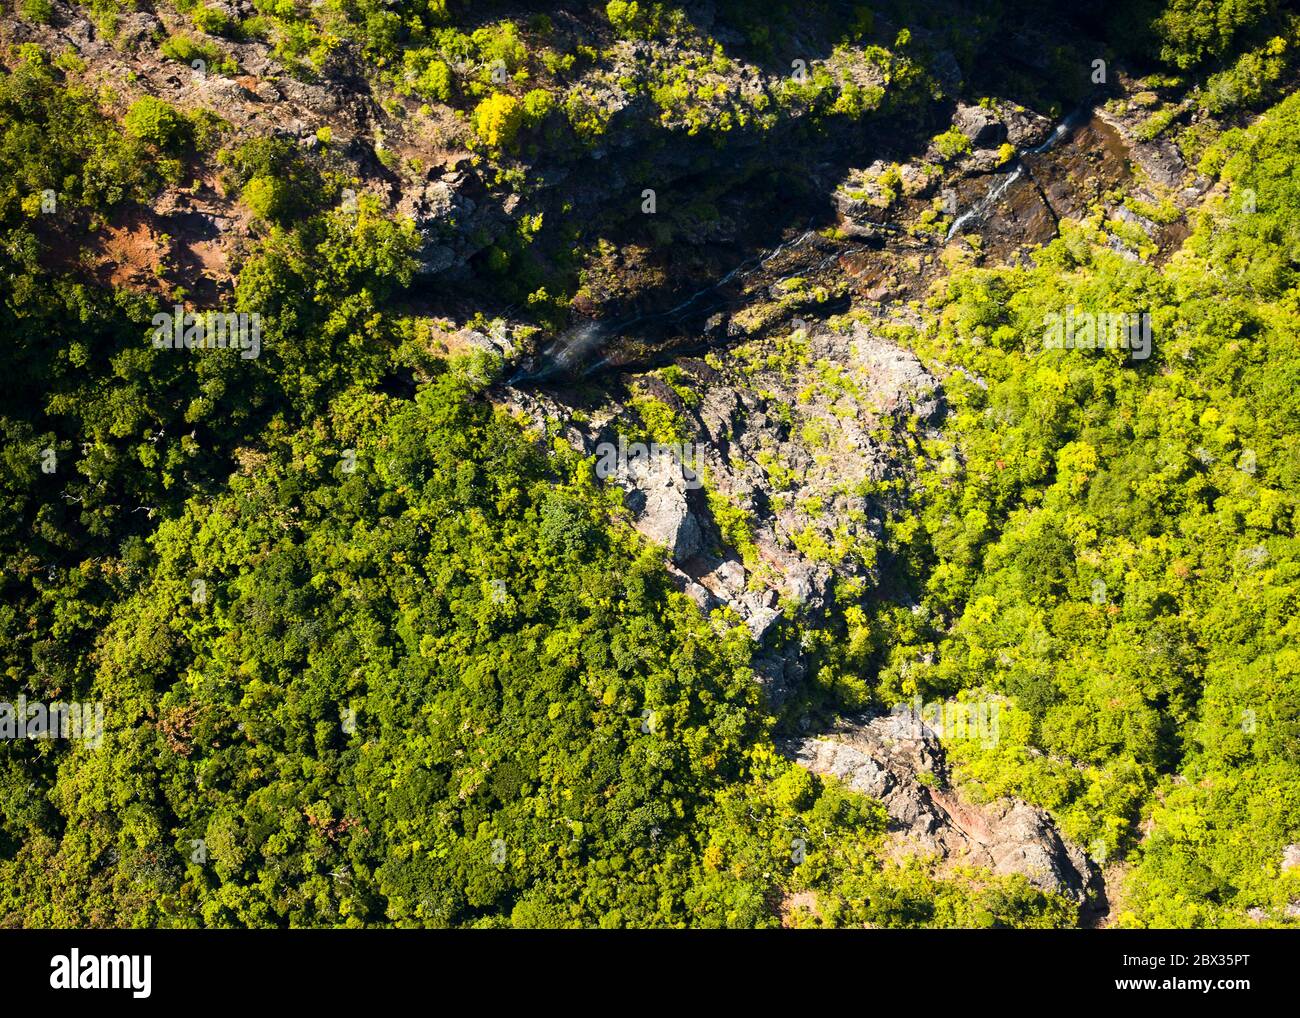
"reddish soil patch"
93,210,168,292
44,177,249,305
778,890,821,928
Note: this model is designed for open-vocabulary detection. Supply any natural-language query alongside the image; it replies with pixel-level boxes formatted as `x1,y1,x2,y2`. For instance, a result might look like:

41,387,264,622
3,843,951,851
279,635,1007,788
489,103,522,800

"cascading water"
944,104,1093,242
515,104,1096,385
510,223,827,383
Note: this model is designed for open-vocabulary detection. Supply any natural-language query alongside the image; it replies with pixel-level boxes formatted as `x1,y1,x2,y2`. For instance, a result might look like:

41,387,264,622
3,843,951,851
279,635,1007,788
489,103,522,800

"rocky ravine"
495,85,1206,922
7,4,1214,923
505,318,943,706
497,87,1207,690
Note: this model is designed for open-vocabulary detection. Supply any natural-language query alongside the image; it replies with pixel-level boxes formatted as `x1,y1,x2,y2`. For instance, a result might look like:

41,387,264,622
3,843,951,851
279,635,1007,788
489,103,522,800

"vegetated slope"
0,0,1297,927
3,358,1082,928
877,91,1300,926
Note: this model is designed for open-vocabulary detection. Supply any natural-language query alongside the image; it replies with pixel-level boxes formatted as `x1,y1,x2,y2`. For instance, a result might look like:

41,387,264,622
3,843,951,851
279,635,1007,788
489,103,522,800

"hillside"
1,0,1298,930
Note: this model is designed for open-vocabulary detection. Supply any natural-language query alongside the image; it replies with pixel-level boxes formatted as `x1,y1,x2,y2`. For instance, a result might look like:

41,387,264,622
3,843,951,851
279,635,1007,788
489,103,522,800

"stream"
943,105,1092,240
510,101,1099,386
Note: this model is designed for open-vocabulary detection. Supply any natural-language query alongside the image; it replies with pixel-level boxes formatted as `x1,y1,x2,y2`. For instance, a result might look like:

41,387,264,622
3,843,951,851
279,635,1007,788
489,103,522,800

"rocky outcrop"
785,713,1106,918
502,318,944,708
954,102,1008,149
618,449,703,562
2,0,513,294
395,166,508,278
507,319,939,689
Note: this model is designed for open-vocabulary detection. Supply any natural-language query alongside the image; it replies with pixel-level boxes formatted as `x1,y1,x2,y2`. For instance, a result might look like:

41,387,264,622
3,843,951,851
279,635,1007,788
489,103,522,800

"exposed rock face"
618,450,703,563
667,326,939,651
489,68,1209,733
954,103,1008,149
395,179,459,275
506,319,940,707
395,170,506,278
0,0,1239,933
503,315,945,714
2,1,512,295
1096,108,1190,189
784,713,1106,917
999,102,1054,149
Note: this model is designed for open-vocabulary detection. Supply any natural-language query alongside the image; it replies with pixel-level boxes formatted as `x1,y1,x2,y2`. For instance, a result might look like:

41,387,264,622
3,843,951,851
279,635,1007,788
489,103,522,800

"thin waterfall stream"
512,103,1098,386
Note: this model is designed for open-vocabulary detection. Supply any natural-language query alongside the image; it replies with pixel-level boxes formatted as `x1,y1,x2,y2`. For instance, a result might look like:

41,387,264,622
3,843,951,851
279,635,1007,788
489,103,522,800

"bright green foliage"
403,52,454,102
472,93,526,151
932,127,972,162
123,96,192,151
225,136,327,227
4,364,760,926
19,0,53,24
191,3,233,36
0,356,1075,926
606,1,673,39
160,35,238,76
472,89,554,152
1154,0,1277,68
0,50,158,216
1202,33,1294,113
241,176,291,223
864,90,1300,927
2,0,1297,931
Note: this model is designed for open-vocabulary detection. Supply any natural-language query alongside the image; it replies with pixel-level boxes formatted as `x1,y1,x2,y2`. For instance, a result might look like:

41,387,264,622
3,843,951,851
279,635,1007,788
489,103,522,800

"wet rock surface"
6,3,1207,344
954,102,1009,149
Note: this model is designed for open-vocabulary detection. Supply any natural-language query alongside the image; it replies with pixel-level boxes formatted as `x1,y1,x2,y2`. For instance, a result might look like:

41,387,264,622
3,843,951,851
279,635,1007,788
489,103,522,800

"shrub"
191,4,233,36
1154,0,1276,70
932,127,972,162
414,58,453,102
472,93,526,151
160,35,236,75
470,21,528,75
19,0,53,24
241,175,291,223
122,97,190,150
522,88,555,122
1136,106,1176,141
606,1,668,39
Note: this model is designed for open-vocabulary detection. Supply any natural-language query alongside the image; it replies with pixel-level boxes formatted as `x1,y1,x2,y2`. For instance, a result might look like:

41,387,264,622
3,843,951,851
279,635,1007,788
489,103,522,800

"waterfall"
516,103,1098,383
944,105,1092,241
